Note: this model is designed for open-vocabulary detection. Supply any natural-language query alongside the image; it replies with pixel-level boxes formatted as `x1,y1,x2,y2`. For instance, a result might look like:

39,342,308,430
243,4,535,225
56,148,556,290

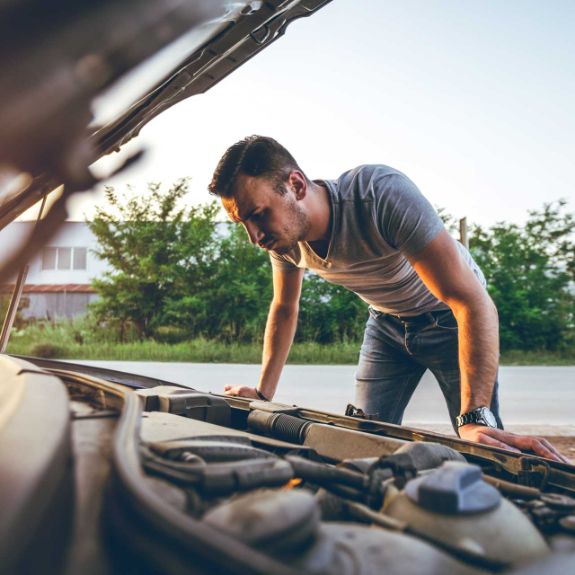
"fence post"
459,217,469,249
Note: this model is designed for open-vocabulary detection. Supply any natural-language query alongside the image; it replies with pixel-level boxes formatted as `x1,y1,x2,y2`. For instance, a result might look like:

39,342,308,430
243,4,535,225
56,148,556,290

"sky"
71,0,575,227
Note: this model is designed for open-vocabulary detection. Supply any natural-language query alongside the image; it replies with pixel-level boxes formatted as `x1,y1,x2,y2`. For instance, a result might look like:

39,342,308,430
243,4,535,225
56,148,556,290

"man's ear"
289,170,307,200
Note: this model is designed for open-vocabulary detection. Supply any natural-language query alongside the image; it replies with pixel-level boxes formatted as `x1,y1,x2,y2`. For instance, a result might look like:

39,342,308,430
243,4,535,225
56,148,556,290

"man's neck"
305,181,331,242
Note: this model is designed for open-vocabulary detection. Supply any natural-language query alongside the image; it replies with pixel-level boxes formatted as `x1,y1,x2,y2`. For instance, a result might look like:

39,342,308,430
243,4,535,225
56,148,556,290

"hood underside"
0,0,332,282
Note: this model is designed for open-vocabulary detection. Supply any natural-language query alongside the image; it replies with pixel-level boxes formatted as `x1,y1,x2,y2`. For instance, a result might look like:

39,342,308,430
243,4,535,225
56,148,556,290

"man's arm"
224,266,304,400
409,229,569,462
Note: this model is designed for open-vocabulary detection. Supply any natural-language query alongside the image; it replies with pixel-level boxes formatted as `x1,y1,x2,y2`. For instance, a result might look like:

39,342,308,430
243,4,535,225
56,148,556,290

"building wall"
21,292,100,320
0,221,110,319
1,221,110,284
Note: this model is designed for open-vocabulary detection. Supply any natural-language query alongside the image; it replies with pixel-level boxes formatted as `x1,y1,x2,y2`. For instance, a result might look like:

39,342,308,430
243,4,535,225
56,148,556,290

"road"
75,361,574,432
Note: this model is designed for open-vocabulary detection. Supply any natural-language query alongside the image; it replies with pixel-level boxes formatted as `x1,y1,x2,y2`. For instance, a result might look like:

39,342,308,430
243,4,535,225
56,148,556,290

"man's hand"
458,424,571,463
223,385,259,399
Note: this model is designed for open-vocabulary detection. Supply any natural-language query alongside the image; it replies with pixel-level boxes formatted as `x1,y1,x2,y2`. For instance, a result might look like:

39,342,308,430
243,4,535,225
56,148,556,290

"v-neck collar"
301,179,336,268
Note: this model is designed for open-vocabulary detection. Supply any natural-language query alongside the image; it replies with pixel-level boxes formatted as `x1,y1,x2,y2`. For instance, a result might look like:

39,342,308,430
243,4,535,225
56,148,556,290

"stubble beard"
272,198,311,255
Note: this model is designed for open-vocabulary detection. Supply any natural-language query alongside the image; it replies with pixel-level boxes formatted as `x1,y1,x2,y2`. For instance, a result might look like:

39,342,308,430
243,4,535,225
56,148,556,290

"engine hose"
149,440,276,463
248,411,311,444
142,447,294,495
483,475,541,500
285,455,366,489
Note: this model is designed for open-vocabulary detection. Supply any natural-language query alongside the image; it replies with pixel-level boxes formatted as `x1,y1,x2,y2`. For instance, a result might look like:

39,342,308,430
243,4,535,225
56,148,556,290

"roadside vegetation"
6,318,575,365
5,181,574,365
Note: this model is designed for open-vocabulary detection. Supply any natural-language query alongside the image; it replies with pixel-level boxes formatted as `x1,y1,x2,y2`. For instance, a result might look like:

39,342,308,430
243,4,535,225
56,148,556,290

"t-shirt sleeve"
269,252,298,271
375,170,444,257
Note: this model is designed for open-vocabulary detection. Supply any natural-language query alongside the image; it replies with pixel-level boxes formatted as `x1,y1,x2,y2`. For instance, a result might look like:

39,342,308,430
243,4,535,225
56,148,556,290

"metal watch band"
456,406,497,429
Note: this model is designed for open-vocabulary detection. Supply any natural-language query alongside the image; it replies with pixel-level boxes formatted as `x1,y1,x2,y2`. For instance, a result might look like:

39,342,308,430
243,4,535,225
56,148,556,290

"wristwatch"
255,388,270,402
456,406,497,429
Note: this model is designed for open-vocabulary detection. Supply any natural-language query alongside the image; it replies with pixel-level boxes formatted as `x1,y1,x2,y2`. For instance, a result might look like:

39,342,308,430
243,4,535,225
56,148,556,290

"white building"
1,221,110,319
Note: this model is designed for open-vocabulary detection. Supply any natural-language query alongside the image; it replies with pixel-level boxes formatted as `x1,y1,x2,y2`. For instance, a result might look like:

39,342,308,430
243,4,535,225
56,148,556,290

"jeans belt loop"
396,311,437,326
425,312,438,326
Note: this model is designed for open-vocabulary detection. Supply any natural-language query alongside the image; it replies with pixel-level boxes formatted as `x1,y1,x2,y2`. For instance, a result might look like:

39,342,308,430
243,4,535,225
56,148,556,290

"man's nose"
244,221,264,245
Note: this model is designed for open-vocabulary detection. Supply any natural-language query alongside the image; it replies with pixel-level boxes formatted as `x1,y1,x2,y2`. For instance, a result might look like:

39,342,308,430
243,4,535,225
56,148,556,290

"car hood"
0,0,332,282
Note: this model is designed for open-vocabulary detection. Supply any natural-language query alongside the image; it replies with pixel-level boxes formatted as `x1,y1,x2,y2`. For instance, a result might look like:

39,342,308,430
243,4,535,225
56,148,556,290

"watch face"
480,408,497,428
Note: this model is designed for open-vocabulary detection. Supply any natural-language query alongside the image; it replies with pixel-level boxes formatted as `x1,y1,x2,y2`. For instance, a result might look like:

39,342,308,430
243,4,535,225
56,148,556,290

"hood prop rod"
0,194,46,353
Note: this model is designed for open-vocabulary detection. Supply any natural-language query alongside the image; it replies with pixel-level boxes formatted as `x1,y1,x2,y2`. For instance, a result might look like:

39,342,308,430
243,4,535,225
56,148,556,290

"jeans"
354,307,503,432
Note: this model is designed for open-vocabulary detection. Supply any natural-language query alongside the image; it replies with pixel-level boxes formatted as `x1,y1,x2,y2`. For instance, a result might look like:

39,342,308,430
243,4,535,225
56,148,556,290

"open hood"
0,0,332,282
1,4,575,572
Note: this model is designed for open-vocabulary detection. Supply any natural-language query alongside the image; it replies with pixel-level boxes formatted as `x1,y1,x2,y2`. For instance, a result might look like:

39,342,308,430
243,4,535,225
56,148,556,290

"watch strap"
456,406,497,429
255,388,269,401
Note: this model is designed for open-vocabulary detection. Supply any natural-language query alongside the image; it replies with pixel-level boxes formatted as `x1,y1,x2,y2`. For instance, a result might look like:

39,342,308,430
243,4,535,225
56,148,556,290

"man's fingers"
475,431,521,453
534,438,571,464
518,438,570,464
460,426,570,463
480,428,571,463
223,385,260,399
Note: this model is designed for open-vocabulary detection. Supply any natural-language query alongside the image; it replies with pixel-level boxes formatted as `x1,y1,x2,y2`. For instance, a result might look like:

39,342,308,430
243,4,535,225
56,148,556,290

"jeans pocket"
368,306,383,320
433,310,458,331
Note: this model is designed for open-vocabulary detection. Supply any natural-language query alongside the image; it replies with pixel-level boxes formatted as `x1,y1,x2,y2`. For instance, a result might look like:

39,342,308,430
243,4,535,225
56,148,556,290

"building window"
41,247,87,271
73,247,87,270
58,247,71,270
42,247,57,270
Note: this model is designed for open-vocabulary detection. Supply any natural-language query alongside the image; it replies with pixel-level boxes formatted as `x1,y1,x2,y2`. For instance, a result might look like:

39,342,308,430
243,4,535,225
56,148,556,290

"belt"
395,312,438,325
376,308,452,325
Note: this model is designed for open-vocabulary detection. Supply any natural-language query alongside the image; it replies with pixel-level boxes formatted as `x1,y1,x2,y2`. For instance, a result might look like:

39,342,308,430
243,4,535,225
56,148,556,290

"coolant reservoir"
383,461,549,565
204,489,485,574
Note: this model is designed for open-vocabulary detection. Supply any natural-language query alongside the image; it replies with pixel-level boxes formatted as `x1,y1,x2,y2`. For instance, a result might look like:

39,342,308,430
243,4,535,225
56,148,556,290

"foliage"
0,294,30,330
470,200,574,352
7,321,574,365
161,223,273,342
298,273,367,343
88,180,220,339
210,224,273,341
29,342,67,358
88,181,275,343
435,206,460,235
86,180,574,354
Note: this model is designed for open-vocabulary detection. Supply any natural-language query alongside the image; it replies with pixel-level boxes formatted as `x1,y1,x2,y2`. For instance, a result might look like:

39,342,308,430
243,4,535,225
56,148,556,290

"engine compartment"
1,356,574,575
134,388,575,574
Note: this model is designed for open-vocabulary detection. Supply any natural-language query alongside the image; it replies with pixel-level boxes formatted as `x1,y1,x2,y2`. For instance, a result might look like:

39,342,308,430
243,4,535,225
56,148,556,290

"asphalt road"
76,361,574,431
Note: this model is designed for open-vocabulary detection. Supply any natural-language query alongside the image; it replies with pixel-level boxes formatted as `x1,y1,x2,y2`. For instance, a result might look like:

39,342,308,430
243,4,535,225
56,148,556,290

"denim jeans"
354,307,503,432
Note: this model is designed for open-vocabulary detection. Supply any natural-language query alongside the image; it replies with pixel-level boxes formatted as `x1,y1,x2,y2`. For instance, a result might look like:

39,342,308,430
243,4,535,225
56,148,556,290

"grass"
5,320,361,364
7,338,361,364
5,320,574,365
498,349,575,366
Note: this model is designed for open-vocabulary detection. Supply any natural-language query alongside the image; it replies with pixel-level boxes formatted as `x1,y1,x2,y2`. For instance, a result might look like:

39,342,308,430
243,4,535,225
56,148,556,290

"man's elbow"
447,289,498,324
270,300,300,320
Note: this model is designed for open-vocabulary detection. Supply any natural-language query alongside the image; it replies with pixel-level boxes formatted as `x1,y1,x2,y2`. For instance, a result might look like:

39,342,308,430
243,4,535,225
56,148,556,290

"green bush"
153,326,190,344
30,343,67,358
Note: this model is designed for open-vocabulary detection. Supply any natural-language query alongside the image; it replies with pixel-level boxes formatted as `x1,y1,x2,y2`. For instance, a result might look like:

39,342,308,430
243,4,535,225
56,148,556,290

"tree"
208,224,273,342
298,273,367,344
89,181,573,352
88,180,220,339
470,200,574,351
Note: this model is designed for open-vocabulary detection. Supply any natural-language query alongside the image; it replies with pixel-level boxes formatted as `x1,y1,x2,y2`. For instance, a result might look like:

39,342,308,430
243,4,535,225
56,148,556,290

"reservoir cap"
405,461,502,515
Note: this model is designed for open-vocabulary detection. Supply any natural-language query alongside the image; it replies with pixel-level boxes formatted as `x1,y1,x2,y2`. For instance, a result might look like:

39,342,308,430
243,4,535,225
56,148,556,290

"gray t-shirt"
270,164,485,316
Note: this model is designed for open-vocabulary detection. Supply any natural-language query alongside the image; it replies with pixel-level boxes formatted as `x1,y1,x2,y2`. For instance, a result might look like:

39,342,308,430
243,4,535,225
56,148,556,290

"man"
209,135,567,462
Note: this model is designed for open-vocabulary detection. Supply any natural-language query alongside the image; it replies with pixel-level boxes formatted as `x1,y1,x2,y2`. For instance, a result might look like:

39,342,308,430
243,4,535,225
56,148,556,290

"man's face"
222,173,310,254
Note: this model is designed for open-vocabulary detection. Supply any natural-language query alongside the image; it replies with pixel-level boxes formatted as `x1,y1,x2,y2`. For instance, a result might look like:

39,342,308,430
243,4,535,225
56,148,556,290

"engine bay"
2,356,570,575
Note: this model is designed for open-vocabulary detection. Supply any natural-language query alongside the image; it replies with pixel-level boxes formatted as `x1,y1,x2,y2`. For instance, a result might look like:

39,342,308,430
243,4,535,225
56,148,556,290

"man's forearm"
257,301,299,399
452,295,499,413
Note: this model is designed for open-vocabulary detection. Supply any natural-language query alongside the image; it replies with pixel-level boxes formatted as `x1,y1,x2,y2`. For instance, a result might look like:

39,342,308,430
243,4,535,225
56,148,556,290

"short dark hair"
208,135,303,198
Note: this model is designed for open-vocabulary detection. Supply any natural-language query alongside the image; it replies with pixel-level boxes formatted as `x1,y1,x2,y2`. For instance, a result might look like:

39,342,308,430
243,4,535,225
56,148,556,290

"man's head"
208,135,302,199
209,135,311,253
